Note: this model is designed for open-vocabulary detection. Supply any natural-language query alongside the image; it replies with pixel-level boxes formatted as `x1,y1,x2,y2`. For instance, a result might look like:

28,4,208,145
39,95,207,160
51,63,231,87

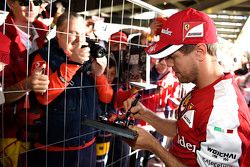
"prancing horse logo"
184,23,190,31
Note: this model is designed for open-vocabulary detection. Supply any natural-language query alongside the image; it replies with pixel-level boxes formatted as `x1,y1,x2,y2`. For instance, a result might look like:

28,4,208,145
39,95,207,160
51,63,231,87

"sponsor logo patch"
161,28,172,36
207,147,237,160
179,93,195,125
183,22,204,40
201,157,231,167
177,135,196,153
182,110,195,128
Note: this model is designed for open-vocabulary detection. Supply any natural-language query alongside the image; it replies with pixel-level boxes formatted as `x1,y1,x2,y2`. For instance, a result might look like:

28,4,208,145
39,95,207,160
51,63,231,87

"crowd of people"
0,0,249,167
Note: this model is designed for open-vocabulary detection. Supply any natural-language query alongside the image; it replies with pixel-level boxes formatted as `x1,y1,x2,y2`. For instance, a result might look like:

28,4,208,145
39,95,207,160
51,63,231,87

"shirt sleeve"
195,107,243,167
32,54,80,105
95,74,113,104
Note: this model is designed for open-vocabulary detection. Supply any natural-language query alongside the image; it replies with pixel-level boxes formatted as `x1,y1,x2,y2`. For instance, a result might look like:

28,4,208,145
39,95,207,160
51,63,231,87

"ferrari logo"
184,23,190,31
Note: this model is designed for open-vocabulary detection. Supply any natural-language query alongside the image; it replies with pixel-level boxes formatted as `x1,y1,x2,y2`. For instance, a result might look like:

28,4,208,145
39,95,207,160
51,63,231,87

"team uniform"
169,73,250,166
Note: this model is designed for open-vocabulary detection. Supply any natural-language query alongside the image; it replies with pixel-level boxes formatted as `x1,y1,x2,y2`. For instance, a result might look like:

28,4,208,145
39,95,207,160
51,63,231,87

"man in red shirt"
0,1,49,166
124,8,250,167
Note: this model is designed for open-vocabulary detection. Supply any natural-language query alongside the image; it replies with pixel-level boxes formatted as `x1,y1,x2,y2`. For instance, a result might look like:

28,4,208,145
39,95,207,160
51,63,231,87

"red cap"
145,8,217,59
109,32,128,45
0,32,10,65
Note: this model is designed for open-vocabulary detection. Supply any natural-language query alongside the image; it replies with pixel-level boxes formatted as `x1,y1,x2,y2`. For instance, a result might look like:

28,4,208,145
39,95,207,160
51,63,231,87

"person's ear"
195,43,207,62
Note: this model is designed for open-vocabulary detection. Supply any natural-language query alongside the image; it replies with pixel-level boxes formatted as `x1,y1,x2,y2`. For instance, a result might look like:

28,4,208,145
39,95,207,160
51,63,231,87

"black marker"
125,93,142,118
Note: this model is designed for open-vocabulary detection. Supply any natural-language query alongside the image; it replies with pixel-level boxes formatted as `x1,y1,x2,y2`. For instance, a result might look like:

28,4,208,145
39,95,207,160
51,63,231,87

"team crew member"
0,0,49,166
124,8,250,167
28,12,106,167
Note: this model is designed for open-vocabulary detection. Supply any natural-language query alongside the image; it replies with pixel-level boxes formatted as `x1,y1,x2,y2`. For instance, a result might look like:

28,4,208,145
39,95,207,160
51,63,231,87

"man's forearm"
4,80,30,103
142,109,177,137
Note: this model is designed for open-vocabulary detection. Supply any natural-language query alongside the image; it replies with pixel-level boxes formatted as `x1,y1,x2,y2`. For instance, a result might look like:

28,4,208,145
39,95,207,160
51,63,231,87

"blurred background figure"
109,31,128,85
49,0,65,27
37,0,65,26
234,61,250,107
128,33,147,82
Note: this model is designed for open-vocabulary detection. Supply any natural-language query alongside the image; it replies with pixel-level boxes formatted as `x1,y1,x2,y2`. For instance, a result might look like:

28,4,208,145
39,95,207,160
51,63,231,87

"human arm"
126,126,186,167
34,40,91,105
123,97,177,137
95,74,113,103
67,40,106,76
4,64,49,103
33,54,81,105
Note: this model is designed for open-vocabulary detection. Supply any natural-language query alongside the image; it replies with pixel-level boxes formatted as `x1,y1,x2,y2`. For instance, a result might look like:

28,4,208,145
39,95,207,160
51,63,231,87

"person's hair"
56,11,82,29
47,1,65,18
179,44,217,57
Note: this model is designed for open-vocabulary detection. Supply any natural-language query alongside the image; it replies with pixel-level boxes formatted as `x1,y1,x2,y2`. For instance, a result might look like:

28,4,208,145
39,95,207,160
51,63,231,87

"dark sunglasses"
18,0,43,6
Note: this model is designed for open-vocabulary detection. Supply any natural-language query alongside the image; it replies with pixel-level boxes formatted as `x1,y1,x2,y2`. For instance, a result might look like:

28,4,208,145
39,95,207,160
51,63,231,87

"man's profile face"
166,50,198,84
9,0,41,24
57,16,86,52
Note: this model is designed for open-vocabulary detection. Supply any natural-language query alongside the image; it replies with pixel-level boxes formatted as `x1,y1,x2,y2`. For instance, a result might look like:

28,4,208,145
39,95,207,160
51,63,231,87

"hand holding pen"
125,93,142,118
124,93,142,126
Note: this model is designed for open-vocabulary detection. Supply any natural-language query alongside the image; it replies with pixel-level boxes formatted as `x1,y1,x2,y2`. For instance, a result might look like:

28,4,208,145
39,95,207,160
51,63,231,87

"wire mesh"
0,0,185,166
